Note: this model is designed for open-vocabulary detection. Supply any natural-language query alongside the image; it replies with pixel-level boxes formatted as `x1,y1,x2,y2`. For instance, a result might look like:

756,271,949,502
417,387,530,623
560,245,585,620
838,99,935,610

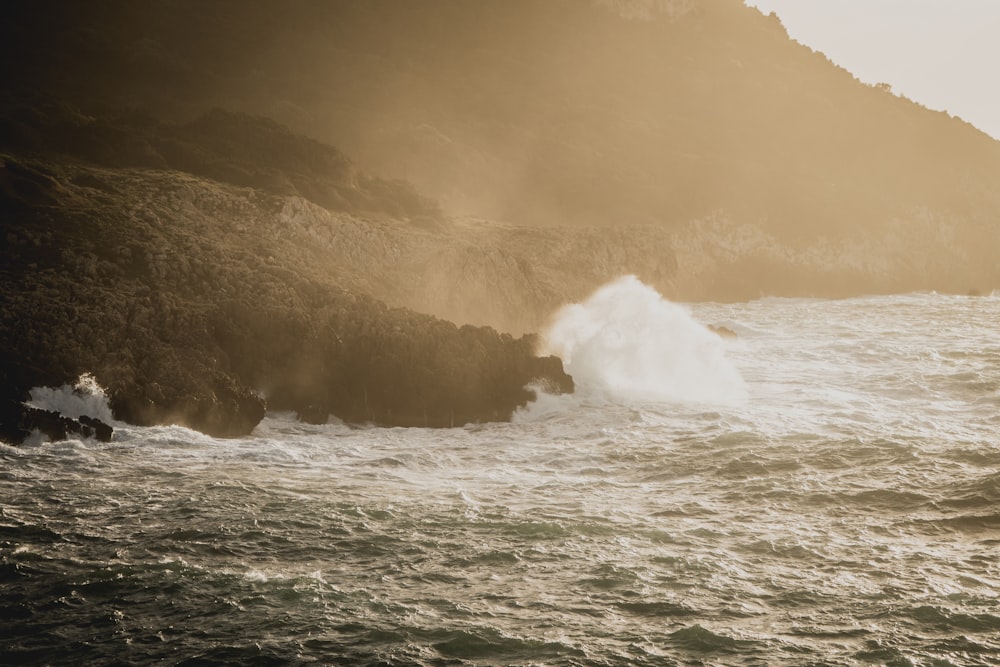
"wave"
537,276,746,407
26,373,115,424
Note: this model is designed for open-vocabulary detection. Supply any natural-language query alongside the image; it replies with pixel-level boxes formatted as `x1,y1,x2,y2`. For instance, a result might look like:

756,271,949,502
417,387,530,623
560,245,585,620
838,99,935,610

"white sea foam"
27,373,116,423
538,275,746,406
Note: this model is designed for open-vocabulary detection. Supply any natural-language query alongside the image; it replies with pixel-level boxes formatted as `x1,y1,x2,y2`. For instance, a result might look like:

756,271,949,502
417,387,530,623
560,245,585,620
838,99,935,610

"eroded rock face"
0,155,574,442
0,399,114,444
107,378,266,439
214,301,573,429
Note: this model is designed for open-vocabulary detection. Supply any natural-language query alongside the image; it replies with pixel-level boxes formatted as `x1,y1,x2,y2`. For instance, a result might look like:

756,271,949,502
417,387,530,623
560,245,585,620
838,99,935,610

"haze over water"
3,284,1000,665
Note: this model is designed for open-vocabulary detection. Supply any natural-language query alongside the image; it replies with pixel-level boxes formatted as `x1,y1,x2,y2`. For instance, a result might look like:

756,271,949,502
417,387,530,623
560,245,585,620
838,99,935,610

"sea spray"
539,276,746,405
27,373,116,423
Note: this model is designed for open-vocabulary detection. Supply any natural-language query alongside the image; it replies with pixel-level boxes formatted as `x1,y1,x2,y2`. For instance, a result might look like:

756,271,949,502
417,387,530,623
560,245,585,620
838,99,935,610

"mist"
542,276,746,405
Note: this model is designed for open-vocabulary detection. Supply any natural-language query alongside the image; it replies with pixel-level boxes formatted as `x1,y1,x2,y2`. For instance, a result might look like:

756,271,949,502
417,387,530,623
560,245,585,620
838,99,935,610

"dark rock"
0,403,115,444
108,378,266,438
296,405,329,425
79,415,113,442
198,382,267,437
1,126,573,439
0,397,31,444
22,407,73,442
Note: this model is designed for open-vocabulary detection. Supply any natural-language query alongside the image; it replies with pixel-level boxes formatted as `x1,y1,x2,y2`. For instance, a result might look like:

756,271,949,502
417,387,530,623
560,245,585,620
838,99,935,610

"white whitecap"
27,373,116,423
537,275,746,406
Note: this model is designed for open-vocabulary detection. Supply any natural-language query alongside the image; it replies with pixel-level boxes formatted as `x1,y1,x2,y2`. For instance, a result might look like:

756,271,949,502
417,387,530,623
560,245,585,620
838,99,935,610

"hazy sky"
744,0,1000,140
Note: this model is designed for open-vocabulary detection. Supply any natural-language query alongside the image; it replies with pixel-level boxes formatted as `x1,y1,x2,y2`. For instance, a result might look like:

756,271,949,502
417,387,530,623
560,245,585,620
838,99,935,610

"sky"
743,0,1000,140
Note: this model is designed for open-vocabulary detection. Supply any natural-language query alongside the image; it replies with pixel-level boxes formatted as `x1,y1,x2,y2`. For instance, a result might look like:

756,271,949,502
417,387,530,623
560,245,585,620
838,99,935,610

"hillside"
4,0,1000,239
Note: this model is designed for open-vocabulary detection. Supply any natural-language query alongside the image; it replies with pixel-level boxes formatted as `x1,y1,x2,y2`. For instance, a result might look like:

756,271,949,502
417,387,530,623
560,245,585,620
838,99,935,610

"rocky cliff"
0,143,572,441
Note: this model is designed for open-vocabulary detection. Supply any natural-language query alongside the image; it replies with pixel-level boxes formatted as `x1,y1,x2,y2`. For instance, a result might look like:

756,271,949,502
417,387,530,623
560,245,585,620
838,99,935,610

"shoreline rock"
0,153,574,443
0,399,114,444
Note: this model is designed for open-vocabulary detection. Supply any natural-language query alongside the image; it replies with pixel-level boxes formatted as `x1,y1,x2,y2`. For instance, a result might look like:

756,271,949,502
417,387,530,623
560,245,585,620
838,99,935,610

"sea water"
2,282,999,666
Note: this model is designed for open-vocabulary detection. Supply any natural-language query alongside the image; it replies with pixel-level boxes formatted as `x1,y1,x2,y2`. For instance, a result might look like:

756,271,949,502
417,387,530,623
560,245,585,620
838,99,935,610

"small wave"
842,488,932,511
853,639,911,664
935,512,1000,532
616,600,698,618
905,605,1000,633
938,475,1000,509
742,539,825,561
0,521,64,545
667,624,757,653
428,627,585,661
580,562,643,591
446,550,522,567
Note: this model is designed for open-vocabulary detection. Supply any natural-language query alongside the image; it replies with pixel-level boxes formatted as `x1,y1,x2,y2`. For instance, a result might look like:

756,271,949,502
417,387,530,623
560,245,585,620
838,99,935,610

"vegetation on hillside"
4,0,998,236
0,153,570,441
0,100,441,224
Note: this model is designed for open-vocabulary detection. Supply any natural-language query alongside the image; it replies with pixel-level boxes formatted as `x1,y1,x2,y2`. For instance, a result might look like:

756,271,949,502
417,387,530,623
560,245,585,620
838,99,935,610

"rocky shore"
2,92,996,442
0,140,572,442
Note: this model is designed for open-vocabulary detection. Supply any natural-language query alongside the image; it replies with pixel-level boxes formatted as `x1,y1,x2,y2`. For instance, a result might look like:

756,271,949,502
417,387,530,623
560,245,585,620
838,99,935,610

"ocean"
3,281,999,666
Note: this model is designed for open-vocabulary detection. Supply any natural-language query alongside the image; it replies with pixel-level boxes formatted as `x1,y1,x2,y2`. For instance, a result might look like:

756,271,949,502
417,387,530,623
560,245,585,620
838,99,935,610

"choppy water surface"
3,291,1000,666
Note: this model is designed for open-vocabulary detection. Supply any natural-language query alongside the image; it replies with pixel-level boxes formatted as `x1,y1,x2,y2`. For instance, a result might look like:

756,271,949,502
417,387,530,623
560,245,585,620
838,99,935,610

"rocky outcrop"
0,153,572,443
0,397,113,444
108,377,266,439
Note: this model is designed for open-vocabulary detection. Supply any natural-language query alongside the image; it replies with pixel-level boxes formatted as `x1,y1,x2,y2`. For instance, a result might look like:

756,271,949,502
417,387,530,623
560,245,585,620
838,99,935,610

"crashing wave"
538,275,746,406
27,373,115,424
